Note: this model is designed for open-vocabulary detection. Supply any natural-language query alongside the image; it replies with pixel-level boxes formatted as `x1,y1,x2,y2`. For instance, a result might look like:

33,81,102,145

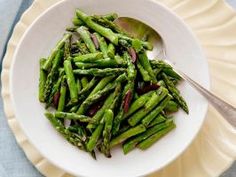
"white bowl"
10,0,209,176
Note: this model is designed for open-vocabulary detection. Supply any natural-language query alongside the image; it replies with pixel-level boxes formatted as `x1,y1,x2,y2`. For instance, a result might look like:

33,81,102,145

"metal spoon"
115,17,236,127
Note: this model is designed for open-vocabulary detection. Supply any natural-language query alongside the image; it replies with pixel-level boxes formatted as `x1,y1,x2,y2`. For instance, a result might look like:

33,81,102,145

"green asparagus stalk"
137,60,151,82
162,73,189,113
73,52,103,62
76,26,96,53
76,41,90,54
78,77,98,101
79,75,125,115
88,76,114,97
110,124,146,147
91,15,124,34
57,76,67,111
77,79,82,92
39,58,47,102
72,16,84,26
148,114,167,127
111,83,130,135
150,60,181,80
100,13,118,21
107,43,115,58
123,120,173,154
76,82,116,115
44,50,64,101
87,123,104,152
114,55,126,65
101,109,114,157
128,87,168,126
45,69,64,107
43,34,71,71
87,92,115,130
75,58,125,69
76,9,119,45
94,32,108,58
73,68,126,77
81,77,89,88
142,95,172,127
45,112,86,150
64,60,78,103
164,100,179,113
123,91,154,119
138,52,157,83
55,112,93,123
137,122,176,150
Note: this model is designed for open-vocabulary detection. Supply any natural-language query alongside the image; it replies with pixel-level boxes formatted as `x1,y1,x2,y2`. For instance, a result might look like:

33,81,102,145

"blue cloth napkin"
0,1,42,176
0,0,235,177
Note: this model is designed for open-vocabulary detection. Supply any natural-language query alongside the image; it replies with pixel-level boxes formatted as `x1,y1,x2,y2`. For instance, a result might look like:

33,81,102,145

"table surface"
0,0,235,176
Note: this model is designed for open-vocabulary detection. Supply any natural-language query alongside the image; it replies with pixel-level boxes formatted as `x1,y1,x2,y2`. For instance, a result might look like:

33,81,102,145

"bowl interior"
10,0,209,176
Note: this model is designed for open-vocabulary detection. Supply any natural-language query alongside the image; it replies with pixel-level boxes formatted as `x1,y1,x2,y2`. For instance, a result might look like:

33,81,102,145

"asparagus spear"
76,26,96,53
137,60,151,82
75,58,125,69
73,68,126,77
44,50,64,101
88,76,114,97
81,77,89,88
162,73,189,113
45,112,87,150
142,95,172,127
73,52,103,62
55,112,93,123
72,16,84,26
45,69,64,107
77,79,82,92
57,76,67,111
123,120,173,154
87,92,115,130
164,100,179,113
76,9,119,45
100,13,118,21
138,52,157,83
110,124,146,147
138,122,176,150
107,43,115,58
81,74,125,116
78,77,98,101
91,15,124,34
111,83,130,135
39,58,47,102
64,59,78,103
150,60,181,80
42,34,71,71
148,114,167,127
76,82,116,115
101,109,114,157
86,123,104,152
123,91,154,119
128,87,168,126
94,32,108,58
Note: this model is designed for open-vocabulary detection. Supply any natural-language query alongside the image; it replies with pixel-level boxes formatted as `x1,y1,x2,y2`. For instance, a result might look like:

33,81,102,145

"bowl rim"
9,0,210,176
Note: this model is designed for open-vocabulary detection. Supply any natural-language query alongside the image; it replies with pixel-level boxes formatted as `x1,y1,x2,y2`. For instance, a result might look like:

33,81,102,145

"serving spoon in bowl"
115,17,236,128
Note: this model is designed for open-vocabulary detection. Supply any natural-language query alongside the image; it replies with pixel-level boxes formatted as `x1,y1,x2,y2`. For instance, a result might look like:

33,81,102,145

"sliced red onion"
137,83,160,95
53,92,60,108
90,33,99,49
88,102,103,117
64,119,71,128
128,47,137,63
123,90,132,113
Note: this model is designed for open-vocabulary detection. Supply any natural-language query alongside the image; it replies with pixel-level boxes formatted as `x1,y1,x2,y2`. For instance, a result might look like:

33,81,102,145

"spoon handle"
177,69,236,128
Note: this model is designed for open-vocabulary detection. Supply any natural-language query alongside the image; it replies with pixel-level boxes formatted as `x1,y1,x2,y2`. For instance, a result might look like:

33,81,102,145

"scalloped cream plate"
9,0,209,176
